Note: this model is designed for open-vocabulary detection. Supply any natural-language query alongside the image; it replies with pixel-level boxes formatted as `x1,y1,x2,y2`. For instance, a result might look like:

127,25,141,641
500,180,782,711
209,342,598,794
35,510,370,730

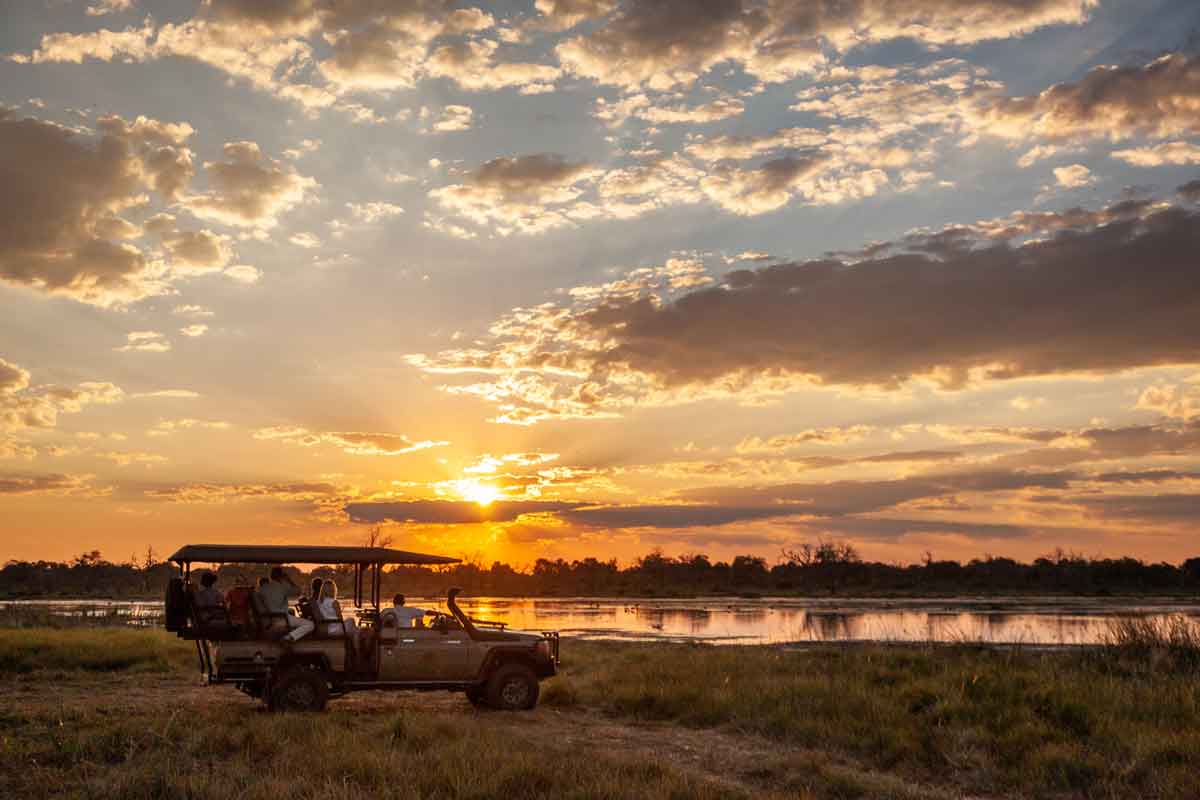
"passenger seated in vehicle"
297,577,322,620
316,579,358,657
224,582,253,629
381,594,427,628
193,572,226,625
258,566,314,643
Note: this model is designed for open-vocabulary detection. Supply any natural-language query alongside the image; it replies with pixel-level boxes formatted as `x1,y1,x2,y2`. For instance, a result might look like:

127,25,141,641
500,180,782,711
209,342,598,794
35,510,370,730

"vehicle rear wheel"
268,666,330,712
486,663,539,711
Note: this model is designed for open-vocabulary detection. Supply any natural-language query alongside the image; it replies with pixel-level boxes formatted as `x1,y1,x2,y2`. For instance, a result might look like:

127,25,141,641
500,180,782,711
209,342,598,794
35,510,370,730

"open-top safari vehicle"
165,544,559,712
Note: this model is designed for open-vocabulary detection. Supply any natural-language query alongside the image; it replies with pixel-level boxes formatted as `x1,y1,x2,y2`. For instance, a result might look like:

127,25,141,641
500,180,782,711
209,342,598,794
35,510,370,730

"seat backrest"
225,586,252,628
249,590,287,639
165,577,189,632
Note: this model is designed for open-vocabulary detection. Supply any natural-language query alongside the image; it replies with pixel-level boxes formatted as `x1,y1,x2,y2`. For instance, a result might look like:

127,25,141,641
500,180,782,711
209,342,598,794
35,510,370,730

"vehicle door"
380,627,472,680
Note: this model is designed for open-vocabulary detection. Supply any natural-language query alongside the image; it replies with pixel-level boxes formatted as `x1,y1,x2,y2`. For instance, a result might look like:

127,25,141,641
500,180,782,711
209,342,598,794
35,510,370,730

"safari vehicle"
164,544,559,712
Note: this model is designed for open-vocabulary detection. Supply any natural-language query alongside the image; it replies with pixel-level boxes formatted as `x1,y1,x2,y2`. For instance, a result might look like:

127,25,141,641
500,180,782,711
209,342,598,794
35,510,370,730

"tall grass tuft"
1101,614,1200,670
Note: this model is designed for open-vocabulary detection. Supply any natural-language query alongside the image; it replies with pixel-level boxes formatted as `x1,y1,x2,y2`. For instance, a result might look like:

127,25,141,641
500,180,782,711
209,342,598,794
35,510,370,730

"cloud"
1,357,123,435
186,141,316,229
562,503,796,528
736,426,873,453
410,194,1200,420
0,109,190,306
115,331,171,353
992,421,1200,470
1178,179,1200,202
87,0,135,16
555,0,1093,90
1010,395,1047,411
594,93,744,126
147,418,229,436
686,126,827,162
1137,378,1200,421
160,229,233,273
97,450,168,466
463,452,560,474
430,104,475,132
438,144,903,227
425,39,560,93
344,499,587,525
144,480,346,504
1073,493,1200,523
253,426,449,456
15,16,318,108
364,465,1081,534
533,0,618,31
223,264,261,284
319,6,503,92
1112,141,1200,167
0,359,30,396
95,114,196,200
1053,164,1095,188
794,516,1033,541
700,154,889,214
430,154,603,235
346,202,405,223
289,232,321,248
1017,144,1078,168
593,156,705,214
976,53,1200,143
131,389,200,399
0,472,94,495
684,468,1073,513
179,324,208,338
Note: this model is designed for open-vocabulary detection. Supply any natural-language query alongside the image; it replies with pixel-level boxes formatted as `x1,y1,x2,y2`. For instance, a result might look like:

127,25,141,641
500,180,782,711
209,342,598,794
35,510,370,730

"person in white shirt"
381,594,427,628
317,579,358,657
316,580,355,634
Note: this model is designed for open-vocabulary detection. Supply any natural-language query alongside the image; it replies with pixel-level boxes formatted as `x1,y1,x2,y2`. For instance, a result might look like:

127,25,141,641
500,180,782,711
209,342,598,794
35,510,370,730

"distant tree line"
2,543,1199,599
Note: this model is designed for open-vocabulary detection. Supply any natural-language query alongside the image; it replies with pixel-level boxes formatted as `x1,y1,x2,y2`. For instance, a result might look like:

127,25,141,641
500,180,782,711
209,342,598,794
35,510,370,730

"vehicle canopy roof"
169,544,460,566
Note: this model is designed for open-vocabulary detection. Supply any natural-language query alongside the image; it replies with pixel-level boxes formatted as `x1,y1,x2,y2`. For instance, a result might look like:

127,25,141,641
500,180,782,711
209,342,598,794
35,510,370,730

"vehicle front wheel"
486,663,539,711
268,667,330,712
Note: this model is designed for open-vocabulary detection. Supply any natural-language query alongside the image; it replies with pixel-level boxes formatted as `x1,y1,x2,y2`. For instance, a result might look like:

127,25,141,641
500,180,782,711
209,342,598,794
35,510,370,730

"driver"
381,594,427,628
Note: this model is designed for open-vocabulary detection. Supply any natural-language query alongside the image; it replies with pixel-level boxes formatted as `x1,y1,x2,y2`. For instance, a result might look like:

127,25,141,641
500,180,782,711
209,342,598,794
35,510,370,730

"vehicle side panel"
213,639,346,680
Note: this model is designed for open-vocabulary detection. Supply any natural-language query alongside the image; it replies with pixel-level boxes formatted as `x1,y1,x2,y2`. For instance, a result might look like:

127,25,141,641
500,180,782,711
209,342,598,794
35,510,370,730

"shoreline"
5,590,1200,602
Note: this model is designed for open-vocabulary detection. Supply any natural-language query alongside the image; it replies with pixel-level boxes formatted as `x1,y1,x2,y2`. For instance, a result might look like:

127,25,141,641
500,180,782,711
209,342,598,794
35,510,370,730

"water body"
5,596,1200,646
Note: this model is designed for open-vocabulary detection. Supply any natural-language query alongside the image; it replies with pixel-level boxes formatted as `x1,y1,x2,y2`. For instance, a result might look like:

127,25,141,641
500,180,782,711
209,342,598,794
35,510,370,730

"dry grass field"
1,624,1198,799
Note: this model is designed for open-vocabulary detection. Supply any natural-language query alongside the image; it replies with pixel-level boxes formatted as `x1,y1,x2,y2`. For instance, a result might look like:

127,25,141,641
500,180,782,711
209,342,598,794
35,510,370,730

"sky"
1,0,1199,568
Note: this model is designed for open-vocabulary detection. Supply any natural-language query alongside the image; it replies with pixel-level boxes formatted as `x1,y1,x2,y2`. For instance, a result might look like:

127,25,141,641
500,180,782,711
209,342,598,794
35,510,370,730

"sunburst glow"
458,480,502,507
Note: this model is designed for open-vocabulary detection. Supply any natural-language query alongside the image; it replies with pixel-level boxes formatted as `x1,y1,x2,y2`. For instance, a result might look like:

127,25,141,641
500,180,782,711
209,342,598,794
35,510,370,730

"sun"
459,480,501,507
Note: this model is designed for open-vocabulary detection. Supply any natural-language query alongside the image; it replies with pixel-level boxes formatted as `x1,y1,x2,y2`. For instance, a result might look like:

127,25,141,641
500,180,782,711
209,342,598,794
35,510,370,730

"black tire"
268,667,330,712
485,663,539,711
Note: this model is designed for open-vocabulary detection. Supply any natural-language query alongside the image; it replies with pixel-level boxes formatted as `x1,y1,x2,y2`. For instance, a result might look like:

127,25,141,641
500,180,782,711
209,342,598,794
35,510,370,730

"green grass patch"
0,628,192,674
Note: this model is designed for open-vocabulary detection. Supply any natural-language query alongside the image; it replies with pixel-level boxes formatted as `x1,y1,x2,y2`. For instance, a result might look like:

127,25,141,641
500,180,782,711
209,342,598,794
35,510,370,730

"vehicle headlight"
536,639,550,659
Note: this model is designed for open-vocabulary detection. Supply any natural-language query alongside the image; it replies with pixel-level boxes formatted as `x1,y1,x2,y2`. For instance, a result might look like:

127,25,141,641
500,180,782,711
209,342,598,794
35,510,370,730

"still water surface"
5,596,1200,645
